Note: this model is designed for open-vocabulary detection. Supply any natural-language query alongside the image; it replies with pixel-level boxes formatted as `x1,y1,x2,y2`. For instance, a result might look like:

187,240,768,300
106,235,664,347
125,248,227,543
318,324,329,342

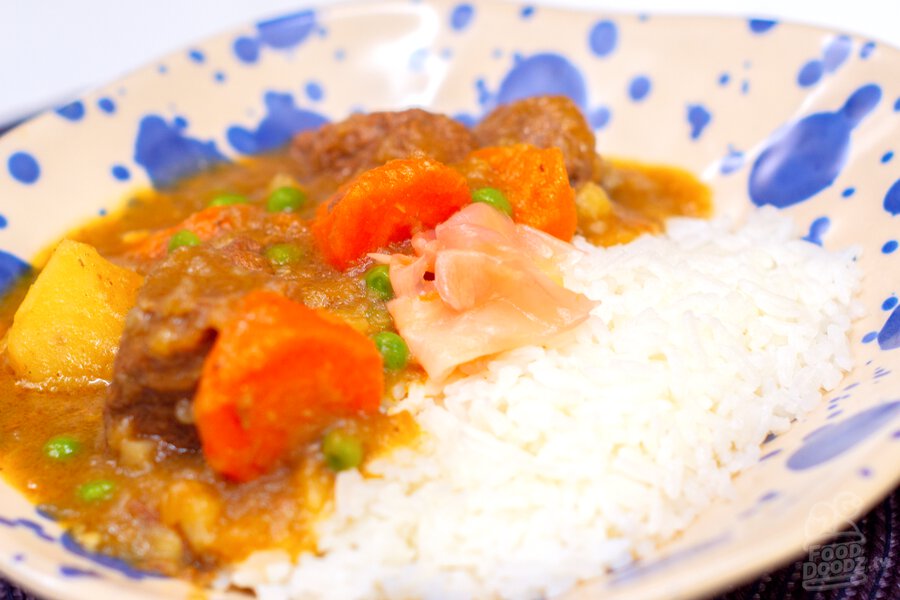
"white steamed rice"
227,207,862,600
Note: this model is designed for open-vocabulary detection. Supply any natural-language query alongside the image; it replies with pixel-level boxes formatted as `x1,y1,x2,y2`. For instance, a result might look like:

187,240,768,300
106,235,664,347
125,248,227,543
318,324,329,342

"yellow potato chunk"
6,239,143,387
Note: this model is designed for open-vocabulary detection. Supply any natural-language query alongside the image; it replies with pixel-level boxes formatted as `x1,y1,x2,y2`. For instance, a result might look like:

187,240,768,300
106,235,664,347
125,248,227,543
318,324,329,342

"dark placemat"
716,486,899,600
1,487,896,599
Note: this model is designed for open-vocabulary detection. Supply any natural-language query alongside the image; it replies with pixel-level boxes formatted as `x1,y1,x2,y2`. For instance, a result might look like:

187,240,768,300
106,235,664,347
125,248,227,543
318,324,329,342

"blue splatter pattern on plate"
0,2,898,599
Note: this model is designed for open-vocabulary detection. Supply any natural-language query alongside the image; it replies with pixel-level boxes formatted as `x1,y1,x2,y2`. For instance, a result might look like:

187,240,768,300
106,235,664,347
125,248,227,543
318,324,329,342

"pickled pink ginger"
376,203,595,380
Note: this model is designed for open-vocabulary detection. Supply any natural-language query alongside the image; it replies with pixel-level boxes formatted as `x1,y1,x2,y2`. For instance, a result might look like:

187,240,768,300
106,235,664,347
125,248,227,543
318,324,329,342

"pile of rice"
228,208,861,600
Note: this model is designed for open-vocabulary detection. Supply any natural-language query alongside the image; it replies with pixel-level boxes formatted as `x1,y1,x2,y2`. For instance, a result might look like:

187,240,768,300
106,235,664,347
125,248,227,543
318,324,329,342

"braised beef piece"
290,99,599,191
104,207,380,452
473,96,598,186
290,109,477,186
106,243,280,451
106,206,314,450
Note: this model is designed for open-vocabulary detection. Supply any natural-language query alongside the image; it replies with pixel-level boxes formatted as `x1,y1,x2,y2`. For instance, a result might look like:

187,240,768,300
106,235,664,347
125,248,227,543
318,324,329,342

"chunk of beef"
473,96,599,187
106,208,310,451
106,244,279,451
290,109,477,187
105,209,375,453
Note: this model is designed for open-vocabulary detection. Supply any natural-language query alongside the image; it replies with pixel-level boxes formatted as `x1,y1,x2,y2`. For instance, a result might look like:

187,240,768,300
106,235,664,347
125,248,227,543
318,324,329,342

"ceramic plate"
0,1,899,598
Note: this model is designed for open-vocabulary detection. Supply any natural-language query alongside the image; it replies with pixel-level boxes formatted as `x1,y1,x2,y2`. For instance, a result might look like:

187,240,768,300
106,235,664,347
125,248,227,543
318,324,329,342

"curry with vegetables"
0,96,709,579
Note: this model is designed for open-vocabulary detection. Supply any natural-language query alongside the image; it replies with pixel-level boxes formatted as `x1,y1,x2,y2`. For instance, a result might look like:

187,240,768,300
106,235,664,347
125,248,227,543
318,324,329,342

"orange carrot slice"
194,290,384,482
126,204,257,260
312,157,471,269
463,144,577,241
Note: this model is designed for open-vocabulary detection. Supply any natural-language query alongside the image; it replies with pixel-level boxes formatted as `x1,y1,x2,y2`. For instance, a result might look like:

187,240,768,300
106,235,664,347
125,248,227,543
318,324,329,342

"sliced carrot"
194,290,384,482
462,144,577,241
125,204,257,260
311,157,471,269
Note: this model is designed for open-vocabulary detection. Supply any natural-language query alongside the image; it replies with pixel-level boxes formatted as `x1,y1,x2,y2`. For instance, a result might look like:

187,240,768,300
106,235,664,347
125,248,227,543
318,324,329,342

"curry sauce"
0,366,419,576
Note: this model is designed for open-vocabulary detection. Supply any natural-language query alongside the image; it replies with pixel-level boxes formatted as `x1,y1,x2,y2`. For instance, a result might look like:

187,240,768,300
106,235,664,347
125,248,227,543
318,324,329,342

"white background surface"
1,0,897,126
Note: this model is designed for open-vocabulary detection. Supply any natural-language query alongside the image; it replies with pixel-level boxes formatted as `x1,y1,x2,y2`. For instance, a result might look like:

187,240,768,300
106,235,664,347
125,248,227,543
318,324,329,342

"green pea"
209,193,249,207
321,429,364,472
471,187,513,217
167,230,201,253
43,435,82,461
265,243,304,266
372,331,409,370
364,265,393,300
77,479,116,502
267,187,307,213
